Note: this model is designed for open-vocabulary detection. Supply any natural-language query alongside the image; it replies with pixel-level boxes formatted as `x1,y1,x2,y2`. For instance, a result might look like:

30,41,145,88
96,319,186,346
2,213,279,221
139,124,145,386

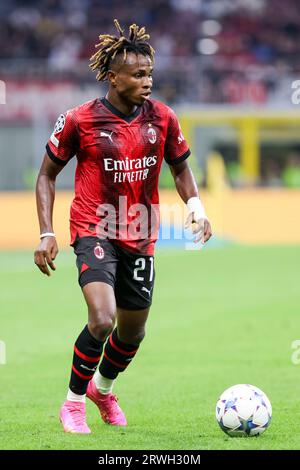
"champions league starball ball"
216,384,272,437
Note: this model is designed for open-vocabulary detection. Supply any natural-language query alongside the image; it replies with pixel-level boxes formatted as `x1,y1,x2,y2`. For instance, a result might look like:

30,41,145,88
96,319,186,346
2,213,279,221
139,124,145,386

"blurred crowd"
1,0,300,104
1,0,300,189
222,151,300,188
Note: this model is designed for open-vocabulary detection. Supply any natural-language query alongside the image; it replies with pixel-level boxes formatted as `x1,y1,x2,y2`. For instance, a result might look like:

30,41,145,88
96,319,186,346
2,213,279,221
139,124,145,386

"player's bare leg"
88,307,150,426
83,282,116,341
116,307,150,345
60,282,116,433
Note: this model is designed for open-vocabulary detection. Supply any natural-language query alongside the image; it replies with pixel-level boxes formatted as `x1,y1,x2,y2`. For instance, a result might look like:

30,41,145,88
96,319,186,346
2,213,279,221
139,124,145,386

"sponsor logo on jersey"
141,286,152,297
94,243,104,259
147,126,157,144
103,155,158,183
104,155,157,171
100,130,114,142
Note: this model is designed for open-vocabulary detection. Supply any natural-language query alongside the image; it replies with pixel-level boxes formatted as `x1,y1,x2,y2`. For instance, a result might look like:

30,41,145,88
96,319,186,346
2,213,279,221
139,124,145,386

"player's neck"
105,92,137,116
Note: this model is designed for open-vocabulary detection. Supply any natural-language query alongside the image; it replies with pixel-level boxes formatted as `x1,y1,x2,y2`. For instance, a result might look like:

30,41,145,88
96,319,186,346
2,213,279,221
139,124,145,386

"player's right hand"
34,237,58,276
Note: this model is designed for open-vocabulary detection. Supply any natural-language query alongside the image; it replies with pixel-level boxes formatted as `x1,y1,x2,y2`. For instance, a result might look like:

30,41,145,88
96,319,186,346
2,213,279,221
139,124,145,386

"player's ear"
107,70,117,87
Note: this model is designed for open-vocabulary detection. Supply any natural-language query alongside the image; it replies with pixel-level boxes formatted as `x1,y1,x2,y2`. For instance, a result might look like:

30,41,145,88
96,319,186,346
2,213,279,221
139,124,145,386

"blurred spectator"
282,153,300,188
262,159,282,187
226,161,246,188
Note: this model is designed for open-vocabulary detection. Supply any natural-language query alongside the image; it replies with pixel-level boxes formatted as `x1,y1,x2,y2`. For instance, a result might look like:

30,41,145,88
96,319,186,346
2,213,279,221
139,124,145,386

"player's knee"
119,328,146,346
132,330,146,346
88,311,115,341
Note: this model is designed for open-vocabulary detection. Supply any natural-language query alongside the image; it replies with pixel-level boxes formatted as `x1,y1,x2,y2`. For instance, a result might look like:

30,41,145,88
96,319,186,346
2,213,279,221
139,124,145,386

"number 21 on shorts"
133,257,154,282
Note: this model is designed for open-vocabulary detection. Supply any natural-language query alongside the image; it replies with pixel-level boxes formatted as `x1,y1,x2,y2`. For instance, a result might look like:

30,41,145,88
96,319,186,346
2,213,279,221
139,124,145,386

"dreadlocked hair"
90,19,155,81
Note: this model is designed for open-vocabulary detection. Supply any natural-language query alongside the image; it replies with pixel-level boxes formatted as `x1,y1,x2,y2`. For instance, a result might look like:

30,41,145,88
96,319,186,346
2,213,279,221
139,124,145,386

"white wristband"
187,197,207,221
40,232,56,239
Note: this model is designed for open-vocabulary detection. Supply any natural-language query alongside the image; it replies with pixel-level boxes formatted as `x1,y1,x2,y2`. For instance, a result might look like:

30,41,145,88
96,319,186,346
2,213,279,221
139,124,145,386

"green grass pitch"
1,245,300,450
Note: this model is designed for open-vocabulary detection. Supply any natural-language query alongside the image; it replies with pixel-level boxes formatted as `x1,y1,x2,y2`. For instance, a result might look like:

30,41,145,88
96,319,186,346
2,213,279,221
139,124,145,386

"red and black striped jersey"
46,97,190,254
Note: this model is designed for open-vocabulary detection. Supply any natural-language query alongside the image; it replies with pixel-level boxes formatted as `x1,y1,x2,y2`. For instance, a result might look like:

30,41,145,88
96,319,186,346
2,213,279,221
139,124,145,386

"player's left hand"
185,212,212,244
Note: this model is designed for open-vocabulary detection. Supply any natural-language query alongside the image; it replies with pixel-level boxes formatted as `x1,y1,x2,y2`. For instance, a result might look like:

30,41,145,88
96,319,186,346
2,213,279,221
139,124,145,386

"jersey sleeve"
46,111,79,166
164,108,190,165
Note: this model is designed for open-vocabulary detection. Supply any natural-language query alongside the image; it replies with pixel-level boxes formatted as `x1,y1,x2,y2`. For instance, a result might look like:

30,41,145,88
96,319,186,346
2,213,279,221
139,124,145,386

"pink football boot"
59,400,91,434
86,380,127,426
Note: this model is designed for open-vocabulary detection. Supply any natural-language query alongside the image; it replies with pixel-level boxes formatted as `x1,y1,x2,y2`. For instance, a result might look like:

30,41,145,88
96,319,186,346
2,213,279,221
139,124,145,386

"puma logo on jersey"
141,286,152,297
100,131,114,142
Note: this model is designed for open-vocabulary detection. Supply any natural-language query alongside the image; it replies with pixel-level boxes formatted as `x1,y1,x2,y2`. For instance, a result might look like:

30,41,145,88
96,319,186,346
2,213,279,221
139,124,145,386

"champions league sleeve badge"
54,114,66,134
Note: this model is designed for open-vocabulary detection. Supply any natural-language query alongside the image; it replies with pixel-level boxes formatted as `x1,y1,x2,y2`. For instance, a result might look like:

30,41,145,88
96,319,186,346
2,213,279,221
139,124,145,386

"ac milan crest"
94,243,104,260
147,126,157,144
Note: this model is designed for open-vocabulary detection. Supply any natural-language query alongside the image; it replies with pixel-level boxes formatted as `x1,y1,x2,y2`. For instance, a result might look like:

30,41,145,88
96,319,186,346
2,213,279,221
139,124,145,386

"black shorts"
73,236,155,311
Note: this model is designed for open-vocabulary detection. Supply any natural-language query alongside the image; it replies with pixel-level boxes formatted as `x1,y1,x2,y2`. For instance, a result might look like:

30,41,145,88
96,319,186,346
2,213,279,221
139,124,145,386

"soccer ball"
216,384,272,437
